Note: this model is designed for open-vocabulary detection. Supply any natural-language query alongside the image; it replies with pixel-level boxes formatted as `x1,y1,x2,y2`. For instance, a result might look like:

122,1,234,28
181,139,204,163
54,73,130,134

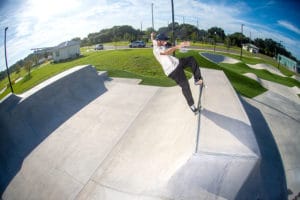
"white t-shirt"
152,40,179,76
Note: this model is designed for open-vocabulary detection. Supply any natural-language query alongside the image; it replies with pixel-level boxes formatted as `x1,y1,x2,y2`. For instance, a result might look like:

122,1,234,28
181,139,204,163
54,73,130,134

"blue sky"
0,0,300,71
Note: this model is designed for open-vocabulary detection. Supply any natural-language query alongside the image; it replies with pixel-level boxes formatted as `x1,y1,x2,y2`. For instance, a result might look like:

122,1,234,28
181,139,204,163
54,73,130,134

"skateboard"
197,83,204,112
195,82,205,153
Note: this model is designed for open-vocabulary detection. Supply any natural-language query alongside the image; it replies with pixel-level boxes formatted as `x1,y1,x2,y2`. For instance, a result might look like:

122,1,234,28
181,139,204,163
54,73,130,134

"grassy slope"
0,48,298,100
0,49,175,99
217,52,295,77
220,62,300,88
84,49,176,86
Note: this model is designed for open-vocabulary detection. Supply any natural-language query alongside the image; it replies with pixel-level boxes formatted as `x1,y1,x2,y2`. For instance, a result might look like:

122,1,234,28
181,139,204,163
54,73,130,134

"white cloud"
278,20,300,35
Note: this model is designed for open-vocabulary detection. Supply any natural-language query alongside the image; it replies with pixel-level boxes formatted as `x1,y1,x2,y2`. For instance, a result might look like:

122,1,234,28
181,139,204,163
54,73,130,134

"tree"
15,64,21,74
228,32,244,47
177,24,198,40
224,36,231,49
198,29,208,42
24,60,32,77
191,32,197,43
3,23,299,75
145,27,155,35
81,25,139,44
264,38,276,57
253,38,265,54
207,27,225,42
157,26,169,34
71,37,81,42
123,33,132,41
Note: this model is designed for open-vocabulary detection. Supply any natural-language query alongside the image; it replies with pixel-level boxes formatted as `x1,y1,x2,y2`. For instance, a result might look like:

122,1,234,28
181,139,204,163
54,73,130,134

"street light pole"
214,32,216,52
4,27,14,93
151,3,154,31
171,0,175,56
240,24,244,59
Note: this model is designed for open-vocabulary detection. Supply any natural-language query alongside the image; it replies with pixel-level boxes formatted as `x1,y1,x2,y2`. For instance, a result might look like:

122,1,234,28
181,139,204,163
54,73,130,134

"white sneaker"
190,105,199,115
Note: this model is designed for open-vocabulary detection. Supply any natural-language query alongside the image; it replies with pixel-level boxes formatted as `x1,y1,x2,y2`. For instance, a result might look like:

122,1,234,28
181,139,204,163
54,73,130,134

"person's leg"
178,80,194,106
179,56,202,82
169,67,195,106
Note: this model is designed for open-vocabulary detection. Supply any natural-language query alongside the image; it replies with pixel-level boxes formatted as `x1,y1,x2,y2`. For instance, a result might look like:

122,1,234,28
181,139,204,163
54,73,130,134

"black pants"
168,56,202,106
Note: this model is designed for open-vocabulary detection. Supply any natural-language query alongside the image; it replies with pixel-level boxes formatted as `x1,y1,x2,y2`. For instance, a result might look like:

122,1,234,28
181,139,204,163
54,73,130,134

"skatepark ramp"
0,65,108,196
0,65,285,199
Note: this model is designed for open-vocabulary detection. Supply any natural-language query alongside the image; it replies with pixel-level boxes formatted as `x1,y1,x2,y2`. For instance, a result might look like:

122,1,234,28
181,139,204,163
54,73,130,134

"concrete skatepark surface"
201,52,300,199
247,63,287,77
0,64,290,199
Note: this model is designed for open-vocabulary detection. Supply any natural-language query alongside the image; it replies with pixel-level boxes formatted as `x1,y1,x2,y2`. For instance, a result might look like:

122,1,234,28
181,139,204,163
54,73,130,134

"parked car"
94,44,103,50
129,41,146,48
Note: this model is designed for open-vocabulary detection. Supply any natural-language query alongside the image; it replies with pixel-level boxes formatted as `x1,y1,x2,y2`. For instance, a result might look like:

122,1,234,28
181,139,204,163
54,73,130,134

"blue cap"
156,33,169,41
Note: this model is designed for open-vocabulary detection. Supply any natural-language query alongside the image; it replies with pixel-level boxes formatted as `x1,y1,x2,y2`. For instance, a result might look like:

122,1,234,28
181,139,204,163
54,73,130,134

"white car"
129,41,146,48
95,44,103,50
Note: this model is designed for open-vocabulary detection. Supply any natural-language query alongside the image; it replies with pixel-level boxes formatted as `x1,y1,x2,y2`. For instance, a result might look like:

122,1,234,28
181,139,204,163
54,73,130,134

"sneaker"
195,79,203,85
191,107,199,115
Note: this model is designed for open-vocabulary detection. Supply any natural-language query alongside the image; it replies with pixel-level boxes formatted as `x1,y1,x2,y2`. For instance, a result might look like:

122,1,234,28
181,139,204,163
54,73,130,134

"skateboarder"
151,32,203,114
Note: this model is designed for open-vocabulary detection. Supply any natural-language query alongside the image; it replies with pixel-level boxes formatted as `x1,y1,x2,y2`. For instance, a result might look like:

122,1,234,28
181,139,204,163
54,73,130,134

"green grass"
220,62,300,88
0,49,174,99
0,67,27,89
84,49,177,85
1,48,299,100
222,67,267,97
176,50,221,70
107,69,176,86
216,52,295,77
103,41,131,46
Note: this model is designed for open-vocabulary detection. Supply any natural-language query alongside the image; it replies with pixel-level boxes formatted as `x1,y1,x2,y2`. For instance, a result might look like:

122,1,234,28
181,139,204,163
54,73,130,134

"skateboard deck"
197,83,204,111
195,83,205,153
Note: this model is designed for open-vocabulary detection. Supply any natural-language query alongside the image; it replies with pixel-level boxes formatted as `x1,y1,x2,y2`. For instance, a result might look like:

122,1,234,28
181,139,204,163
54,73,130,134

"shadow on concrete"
167,101,287,199
253,92,300,123
236,97,287,200
202,108,258,155
0,66,108,196
167,108,260,199
167,152,258,200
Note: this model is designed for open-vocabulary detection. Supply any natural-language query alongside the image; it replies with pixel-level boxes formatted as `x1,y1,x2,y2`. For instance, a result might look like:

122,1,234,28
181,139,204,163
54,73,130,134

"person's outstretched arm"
160,41,190,55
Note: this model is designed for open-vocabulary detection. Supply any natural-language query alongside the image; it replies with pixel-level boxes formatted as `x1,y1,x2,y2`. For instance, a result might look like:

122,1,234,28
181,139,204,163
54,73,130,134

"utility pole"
171,0,175,56
4,27,14,93
240,24,244,59
197,18,199,41
277,40,283,69
151,3,154,31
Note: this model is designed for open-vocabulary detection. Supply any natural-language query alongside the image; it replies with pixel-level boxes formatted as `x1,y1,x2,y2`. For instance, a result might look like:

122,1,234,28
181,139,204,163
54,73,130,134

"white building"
52,40,81,62
277,54,299,72
32,40,81,63
242,43,259,54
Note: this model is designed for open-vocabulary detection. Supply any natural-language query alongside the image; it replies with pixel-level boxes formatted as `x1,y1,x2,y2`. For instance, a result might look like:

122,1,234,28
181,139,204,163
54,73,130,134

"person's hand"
179,41,190,48
176,41,190,50
151,32,156,38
